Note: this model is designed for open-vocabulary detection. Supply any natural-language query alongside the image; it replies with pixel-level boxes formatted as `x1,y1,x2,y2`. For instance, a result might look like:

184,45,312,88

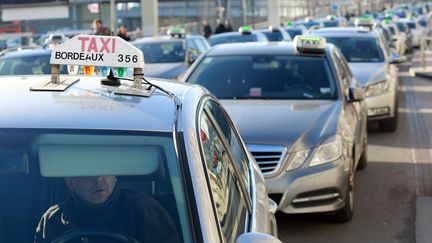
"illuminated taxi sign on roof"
31,35,153,97
50,35,144,68
239,26,253,34
294,35,326,54
286,21,294,26
383,19,392,24
167,27,186,37
355,17,375,26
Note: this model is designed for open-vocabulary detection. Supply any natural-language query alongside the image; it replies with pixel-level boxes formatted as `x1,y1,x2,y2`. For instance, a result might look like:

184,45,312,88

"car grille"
247,144,287,175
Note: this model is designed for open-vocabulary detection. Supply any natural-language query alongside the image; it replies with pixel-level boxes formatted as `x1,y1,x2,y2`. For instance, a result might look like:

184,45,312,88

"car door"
333,49,365,164
197,99,252,243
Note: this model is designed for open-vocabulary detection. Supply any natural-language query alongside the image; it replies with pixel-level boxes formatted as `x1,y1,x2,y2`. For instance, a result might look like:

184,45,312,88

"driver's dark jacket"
34,188,179,243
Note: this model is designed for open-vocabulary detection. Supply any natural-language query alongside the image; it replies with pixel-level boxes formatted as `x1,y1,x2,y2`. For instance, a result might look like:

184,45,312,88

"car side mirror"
186,51,199,66
236,232,282,243
348,86,364,102
390,52,406,63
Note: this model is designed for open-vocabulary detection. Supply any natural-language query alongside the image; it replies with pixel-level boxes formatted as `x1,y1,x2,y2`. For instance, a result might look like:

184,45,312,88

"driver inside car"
34,176,179,243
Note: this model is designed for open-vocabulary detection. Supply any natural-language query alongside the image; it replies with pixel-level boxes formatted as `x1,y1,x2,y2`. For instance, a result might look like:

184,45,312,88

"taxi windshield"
0,54,68,75
406,22,416,29
0,129,191,243
396,22,406,31
133,41,185,63
187,55,337,100
209,34,259,46
324,37,385,62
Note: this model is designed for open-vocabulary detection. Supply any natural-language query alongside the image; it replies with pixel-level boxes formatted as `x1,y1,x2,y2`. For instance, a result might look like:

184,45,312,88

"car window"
208,34,259,46
396,22,406,32
261,31,284,41
199,111,248,243
286,28,303,38
192,38,209,53
187,55,338,100
0,129,192,243
134,41,185,63
324,37,385,62
388,26,396,35
406,22,416,29
205,100,250,187
0,54,68,75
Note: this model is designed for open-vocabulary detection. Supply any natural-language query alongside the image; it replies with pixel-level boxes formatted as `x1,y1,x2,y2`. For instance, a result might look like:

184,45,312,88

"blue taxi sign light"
294,35,326,54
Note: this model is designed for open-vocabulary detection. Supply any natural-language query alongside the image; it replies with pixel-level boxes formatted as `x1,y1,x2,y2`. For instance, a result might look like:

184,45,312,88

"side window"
332,50,346,83
199,111,248,243
335,49,353,81
186,39,199,54
205,101,250,186
192,38,208,54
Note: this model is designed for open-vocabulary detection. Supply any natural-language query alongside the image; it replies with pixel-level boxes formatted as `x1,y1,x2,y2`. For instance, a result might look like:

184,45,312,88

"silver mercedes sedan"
183,37,368,222
310,27,400,132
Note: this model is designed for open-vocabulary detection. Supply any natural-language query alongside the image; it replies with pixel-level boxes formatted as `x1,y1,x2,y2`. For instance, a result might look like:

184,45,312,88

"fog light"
367,107,390,116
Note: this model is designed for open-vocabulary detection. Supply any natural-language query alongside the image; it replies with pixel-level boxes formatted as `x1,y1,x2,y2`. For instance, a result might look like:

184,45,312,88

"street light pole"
110,0,116,34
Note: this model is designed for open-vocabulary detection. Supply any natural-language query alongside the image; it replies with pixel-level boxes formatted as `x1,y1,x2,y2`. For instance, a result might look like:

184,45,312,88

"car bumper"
365,86,397,121
266,158,349,214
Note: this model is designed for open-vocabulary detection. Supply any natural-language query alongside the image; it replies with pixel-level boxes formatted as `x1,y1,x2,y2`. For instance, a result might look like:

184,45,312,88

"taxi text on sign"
50,35,145,69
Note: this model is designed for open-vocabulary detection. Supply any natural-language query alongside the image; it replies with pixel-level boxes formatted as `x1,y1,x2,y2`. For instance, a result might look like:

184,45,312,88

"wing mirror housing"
348,86,364,102
236,232,282,243
390,52,406,63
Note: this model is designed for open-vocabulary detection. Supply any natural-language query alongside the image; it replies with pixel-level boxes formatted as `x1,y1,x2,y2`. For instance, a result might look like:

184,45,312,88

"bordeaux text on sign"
78,36,116,53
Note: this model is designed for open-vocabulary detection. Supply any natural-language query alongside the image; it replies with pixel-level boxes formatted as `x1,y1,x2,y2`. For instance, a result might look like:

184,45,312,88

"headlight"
285,149,310,171
309,135,343,167
365,80,389,97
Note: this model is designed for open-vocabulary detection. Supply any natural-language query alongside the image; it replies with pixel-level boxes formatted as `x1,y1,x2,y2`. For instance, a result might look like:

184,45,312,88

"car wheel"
379,99,398,132
333,159,354,223
357,134,368,170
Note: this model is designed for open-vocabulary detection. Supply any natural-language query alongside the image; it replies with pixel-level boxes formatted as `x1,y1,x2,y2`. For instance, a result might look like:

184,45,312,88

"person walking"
117,25,131,41
224,20,233,32
214,19,227,34
92,19,112,36
202,20,213,38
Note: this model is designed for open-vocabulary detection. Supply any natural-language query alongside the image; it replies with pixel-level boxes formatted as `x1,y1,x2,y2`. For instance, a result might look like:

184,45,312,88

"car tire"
357,134,368,171
379,98,398,132
332,160,354,223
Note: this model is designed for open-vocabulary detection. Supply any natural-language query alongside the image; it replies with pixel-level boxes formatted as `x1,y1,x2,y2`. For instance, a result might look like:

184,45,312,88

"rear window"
133,41,185,63
324,37,385,62
406,22,416,29
261,31,284,41
208,34,259,46
419,20,427,27
286,28,303,38
0,54,68,75
187,55,337,100
396,22,406,31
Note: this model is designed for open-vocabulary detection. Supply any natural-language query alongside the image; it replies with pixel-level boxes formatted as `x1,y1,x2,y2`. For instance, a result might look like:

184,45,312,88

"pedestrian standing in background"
202,20,213,38
92,19,112,36
117,25,131,41
214,19,227,34
224,20,233,32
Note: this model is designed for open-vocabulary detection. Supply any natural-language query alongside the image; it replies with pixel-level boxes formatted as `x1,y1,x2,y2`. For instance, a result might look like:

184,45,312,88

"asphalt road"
277,55,432,243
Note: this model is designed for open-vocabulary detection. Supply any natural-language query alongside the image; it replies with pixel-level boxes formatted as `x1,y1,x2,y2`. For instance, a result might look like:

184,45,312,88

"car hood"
220,99,341,151
348,62,387,86
142,63,186,79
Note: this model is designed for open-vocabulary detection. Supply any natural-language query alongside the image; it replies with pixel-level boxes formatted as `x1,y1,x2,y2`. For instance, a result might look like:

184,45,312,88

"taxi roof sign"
239,26,253,33
294,35,326,54
50,35,144,69
167,27,186,37
286,21,294,26
355,17,375,26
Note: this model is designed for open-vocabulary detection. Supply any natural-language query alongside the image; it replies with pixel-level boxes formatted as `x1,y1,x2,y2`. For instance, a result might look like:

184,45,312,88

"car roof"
131,35,187,44
204,41,332,56
310,27,380,38
209,31,262,39
0,76,200,132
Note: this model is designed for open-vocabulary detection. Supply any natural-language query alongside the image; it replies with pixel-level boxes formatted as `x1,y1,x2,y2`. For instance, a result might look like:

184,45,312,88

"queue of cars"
0,3,429,242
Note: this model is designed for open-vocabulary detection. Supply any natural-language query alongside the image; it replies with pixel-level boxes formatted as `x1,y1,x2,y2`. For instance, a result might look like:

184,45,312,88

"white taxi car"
0,35,279,243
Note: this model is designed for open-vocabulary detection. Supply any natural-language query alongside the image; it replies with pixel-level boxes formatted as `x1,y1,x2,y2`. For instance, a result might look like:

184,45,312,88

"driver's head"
65,176,117,204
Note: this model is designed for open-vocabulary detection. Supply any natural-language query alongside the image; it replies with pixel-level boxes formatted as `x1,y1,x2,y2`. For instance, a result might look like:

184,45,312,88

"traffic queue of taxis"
0,4,427,242
0,36,280,243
